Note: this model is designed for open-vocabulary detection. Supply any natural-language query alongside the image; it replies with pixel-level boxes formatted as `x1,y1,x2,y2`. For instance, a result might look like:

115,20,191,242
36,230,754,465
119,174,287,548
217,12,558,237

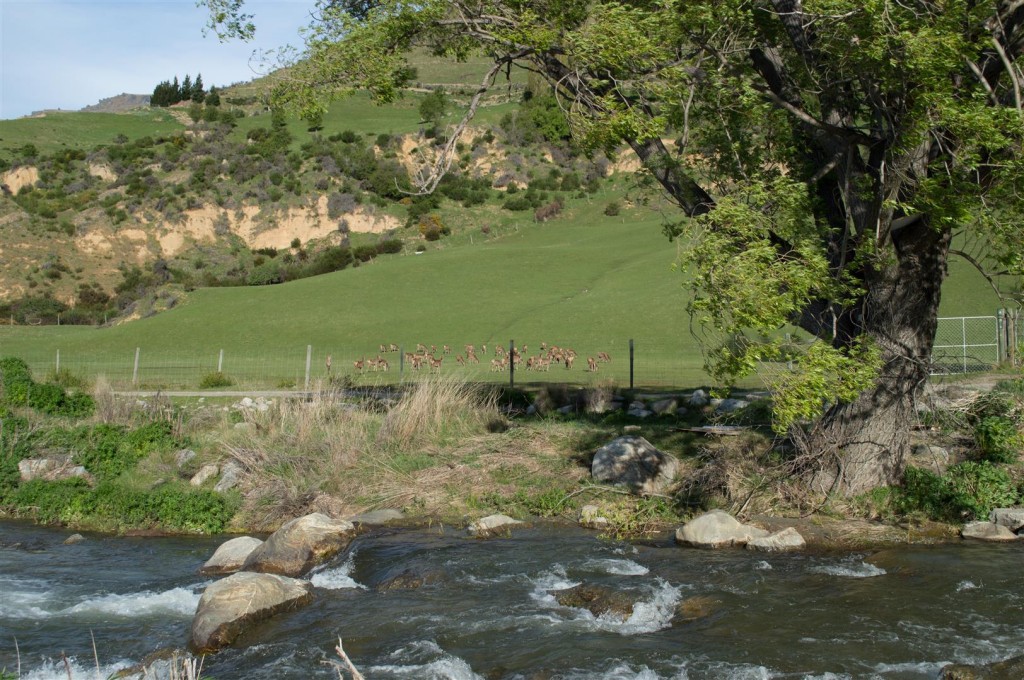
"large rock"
747,527,806,552
939,654,1024,679
467,514,523,536
961,521,1019,542
189,572,313,653
241,513,355,577
189,464,219,487
200,536,264,575
675,510,769,548
214,461,243,492
18,456,91,483
989,508,1024,533
591,436,679,495
348,509,404,526
555,584,635,621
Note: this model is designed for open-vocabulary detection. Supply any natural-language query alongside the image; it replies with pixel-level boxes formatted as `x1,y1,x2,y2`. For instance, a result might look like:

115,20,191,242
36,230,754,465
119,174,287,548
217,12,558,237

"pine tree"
180,74,193,103
191,73,205,103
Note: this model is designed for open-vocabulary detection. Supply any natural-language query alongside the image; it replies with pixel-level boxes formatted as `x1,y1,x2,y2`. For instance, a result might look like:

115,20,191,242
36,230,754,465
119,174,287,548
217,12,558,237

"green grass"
0,184,1001,390
0,110,183,157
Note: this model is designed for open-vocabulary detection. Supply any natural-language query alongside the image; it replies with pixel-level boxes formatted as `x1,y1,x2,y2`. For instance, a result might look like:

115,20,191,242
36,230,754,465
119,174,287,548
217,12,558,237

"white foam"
584,558,650,576
370,640,483,679
754,561,772,571
310,552,364,590
956,580,979,592
63,586,200,618
558,662,665,679
538,577,683,635
17,658,133,680
872,660,948,676
811,561,886,578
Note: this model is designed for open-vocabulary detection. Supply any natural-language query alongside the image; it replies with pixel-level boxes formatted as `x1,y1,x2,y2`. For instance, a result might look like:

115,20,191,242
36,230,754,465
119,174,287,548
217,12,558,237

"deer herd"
350,341,613,374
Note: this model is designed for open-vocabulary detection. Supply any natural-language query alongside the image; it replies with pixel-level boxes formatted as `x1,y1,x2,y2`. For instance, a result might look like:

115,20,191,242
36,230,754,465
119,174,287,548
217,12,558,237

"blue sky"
0,0,315,119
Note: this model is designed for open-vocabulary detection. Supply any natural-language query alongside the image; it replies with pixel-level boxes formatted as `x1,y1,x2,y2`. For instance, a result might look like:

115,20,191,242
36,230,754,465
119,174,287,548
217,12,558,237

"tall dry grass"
221,377,505,529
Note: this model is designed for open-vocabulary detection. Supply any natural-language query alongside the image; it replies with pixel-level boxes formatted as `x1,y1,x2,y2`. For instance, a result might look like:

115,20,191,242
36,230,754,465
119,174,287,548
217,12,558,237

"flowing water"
2,519,1023,679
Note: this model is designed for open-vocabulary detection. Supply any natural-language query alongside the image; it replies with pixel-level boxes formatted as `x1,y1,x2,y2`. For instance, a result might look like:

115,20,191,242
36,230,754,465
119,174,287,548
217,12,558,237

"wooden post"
218,349,224,373
304,345,312,390
132,347,140,386
399,345,405,380
56,349,61,374
509,339,515,389
629,339,634,390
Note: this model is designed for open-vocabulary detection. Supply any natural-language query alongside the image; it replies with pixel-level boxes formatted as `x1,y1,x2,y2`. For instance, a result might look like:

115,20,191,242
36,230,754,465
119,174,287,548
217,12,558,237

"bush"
534,200,563,222
898,462,1019,522
973,417,1021,463
377,238,403,254
200,371,234,388
604,201,621,216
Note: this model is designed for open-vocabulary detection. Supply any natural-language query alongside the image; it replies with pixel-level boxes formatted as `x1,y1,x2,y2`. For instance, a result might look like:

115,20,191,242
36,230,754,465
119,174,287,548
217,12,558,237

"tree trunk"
806,217,952,495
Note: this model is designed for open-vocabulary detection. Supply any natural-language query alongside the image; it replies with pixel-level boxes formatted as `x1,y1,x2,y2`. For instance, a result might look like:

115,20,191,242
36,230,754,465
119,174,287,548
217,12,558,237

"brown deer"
490,357,506,372
456,354,466,366
429,355,443,372
377,357,389,372
564,354,575,369
389,343,399,352
587,357,598,372
379,344,387,354
325,354,332,375
481,344,487,355
597,352,612,362
465,344,475,355
466,350,480,364
353,358,365,373
443,344,452,355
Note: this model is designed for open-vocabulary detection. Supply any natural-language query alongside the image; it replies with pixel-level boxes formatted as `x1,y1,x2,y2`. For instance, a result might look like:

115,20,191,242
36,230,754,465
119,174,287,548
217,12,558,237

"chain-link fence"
931,315,1000,375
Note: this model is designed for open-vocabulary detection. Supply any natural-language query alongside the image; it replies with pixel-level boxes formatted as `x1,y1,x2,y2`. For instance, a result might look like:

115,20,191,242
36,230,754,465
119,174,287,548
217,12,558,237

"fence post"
132,347,140,386
218,349,224,373
399,345,405,380
629,339,634,390
998,309,1006,364
304,345,312,391
56,349,60,374
961,318,968,373
509,339,515,389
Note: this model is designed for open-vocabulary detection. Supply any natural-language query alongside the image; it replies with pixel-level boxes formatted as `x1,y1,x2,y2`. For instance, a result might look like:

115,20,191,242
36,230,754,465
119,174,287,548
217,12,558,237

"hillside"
0,65,1013,389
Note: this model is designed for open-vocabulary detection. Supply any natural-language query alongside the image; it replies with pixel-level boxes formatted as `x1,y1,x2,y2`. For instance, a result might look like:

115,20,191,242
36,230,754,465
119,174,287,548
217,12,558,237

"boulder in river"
200,536,264,575
242,513,355,577
591,435,678,495
555,583,635,621
189,572,313,653
467,514,523,536
960,521,1019,542
746,527,806,552
675,510,769,548
939,654,1024,679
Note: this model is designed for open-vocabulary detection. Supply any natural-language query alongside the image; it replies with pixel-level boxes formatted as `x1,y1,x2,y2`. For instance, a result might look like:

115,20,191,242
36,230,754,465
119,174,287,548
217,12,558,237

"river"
1,519,1022,679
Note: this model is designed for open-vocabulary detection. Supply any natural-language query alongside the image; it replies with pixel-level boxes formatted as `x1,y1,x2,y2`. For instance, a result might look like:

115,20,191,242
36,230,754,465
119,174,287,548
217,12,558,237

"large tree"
205,0,1024,494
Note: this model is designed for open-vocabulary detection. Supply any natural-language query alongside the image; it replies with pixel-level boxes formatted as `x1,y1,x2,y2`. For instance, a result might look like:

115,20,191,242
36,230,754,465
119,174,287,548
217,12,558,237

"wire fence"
13,339,744,392
6,313,1019,391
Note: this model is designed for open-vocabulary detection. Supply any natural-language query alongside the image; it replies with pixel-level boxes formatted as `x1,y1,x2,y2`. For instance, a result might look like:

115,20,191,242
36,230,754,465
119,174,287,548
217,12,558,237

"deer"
353,357,365,373
325,354,332,376
587,357,598,372
564,354,575,369
466,350,480,364
456,354,466,366
429,355,443,372
377,356,389,372
443,344,451,355
389,343,399,352
490,357,506,372
465,344,475,355
597,352,612,363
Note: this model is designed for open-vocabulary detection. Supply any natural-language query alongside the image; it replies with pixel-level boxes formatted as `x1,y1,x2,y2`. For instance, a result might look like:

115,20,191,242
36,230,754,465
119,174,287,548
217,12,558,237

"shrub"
973,417,1021,464
534,200,563,222
200,371,235,388
898,462,1019,522
604,201,621,216
377,238,403,254
353,244,378,262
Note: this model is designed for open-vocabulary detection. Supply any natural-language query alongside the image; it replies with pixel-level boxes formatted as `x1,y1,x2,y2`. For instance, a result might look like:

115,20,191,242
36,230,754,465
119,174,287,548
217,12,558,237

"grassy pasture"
0,110,182,157
0,189,1003,390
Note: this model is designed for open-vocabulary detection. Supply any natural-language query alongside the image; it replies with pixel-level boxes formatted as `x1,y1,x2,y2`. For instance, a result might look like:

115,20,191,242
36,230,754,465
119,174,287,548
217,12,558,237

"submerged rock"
375,569,443,592
675,510,769,548
200,536,264,575
189,572,313,653
939,654,1024,679
591,435,678,495
555,583,635,621
242,513,355,577
675,595,720,624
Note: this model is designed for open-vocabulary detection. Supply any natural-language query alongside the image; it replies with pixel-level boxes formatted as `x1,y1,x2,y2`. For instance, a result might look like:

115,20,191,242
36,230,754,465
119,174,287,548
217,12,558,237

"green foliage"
898,463,1019,522
603,201,620,217
200,371,235,388
418,89,449,125
0,357,93,417
62,421,176,481
973,417,1021,464
10,478,237,534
